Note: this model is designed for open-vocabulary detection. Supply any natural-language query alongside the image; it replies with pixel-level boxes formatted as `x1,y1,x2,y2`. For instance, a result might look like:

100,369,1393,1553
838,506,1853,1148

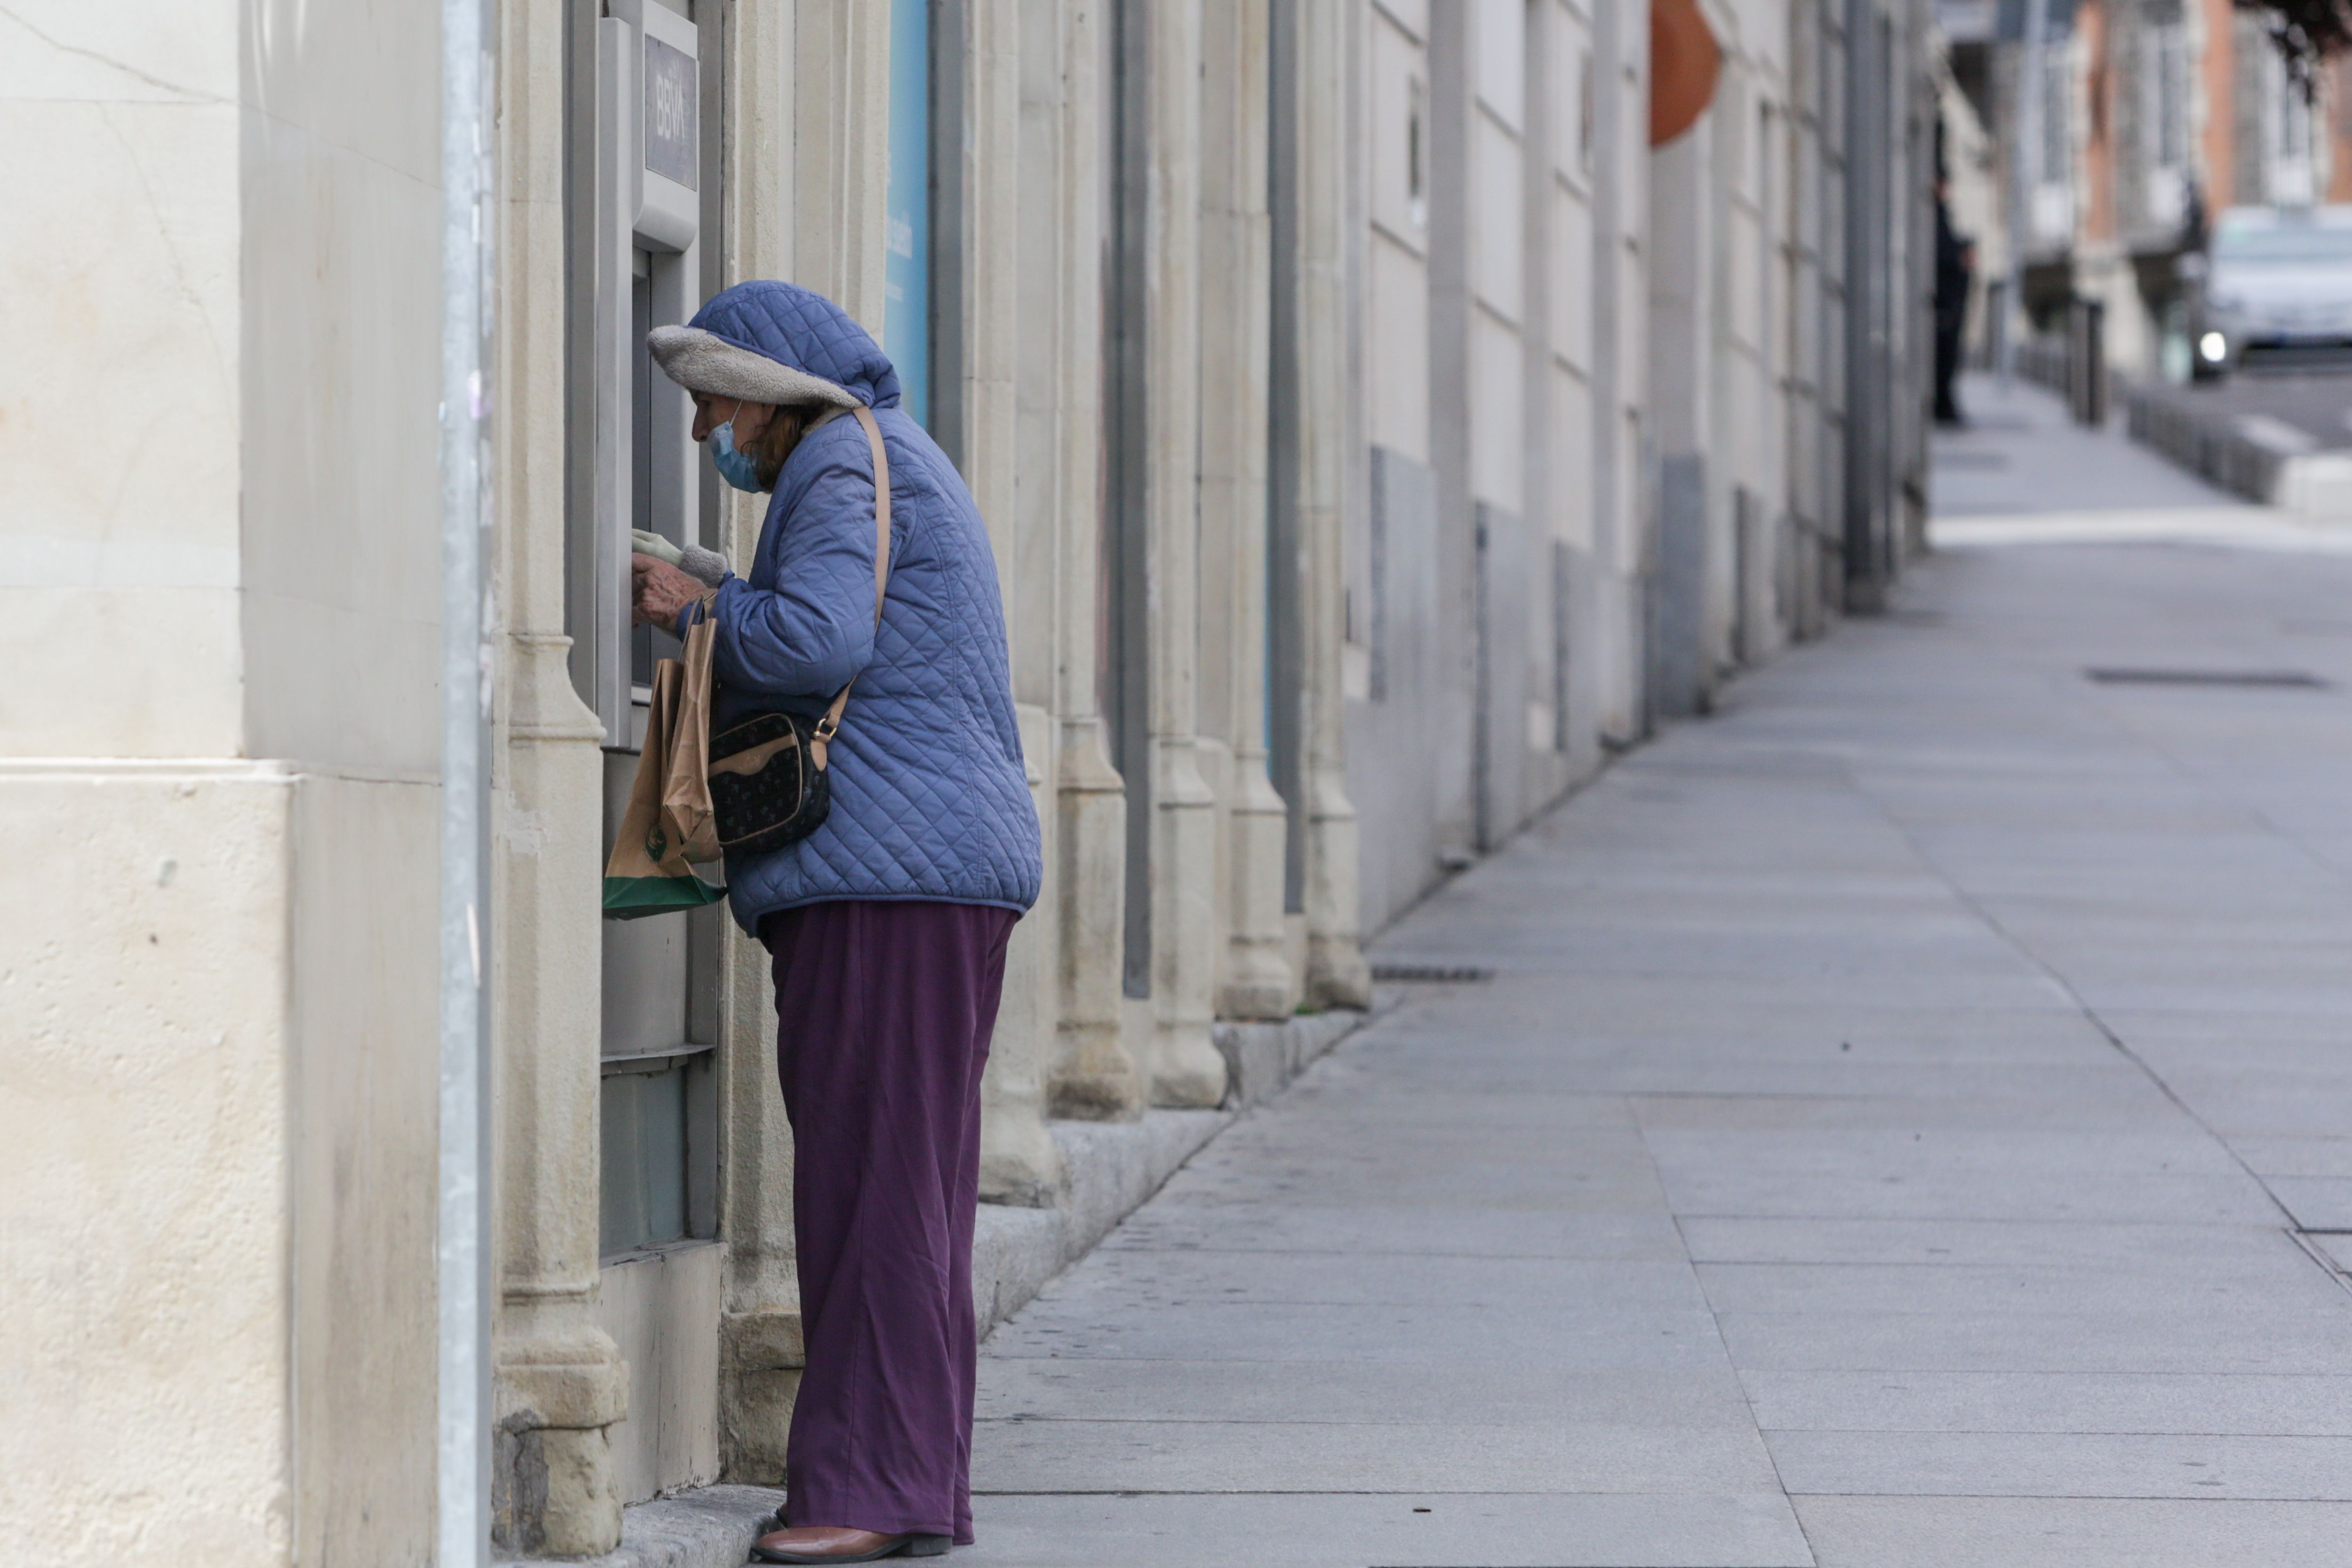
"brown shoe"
749,1524,949,1563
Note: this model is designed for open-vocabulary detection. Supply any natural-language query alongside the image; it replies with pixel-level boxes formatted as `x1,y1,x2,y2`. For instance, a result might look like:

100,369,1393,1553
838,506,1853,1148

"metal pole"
438,0,494,1562
2001,0,2050,389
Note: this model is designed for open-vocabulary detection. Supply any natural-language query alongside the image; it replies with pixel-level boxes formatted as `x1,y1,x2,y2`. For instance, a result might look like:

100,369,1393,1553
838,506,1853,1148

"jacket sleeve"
705,433,883,700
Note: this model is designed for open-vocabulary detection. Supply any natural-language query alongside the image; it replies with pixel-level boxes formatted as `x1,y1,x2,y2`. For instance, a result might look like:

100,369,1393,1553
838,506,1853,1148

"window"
2263,47,2317,206
1409,74,1430,229
2029,43,2075,242
1579,51,1595,175
2040,46,2070,187
2141,19,2188,229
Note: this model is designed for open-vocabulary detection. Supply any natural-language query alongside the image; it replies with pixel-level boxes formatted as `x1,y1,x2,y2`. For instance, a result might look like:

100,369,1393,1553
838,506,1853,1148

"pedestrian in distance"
630,280,1043,1564
1934,175,1975,426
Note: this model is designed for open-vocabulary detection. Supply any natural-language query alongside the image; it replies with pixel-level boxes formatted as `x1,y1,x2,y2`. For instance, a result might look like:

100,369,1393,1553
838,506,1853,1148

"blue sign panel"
884,0,931,427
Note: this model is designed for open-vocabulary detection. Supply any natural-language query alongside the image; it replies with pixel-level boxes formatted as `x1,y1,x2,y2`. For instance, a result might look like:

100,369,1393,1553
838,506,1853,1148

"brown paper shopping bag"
602,597,727,919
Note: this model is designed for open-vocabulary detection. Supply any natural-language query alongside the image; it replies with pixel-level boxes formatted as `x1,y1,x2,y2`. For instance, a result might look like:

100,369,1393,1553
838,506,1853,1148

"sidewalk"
1932,371,2244,518
961,403,2352,1565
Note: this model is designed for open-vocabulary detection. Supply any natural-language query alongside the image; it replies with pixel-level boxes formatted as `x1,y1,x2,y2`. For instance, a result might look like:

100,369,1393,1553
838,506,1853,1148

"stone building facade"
1945,0,2352,379
1351,0,1931,927
2,2,1927,1562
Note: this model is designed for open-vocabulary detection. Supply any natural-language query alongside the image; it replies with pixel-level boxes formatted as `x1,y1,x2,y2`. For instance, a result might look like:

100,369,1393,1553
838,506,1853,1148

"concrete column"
492,3,626,1552
1141,0,1229,1107
714,0,804,1485
5,19,449,1563
1197,0,1297,1022
1588,0,1654,740
1785,0,1833,640
1423,2,1484,868
1647,111,1718,721
958,0,1067,1205
1040,0,1148,1121
1292,0,1372,1009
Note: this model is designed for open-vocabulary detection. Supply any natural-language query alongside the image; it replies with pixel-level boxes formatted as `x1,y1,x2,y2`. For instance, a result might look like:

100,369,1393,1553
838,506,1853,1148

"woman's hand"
632,553,708,629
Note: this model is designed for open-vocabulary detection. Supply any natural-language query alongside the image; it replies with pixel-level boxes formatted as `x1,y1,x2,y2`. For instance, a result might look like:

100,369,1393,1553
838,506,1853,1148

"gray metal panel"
1347,446,1456,930
1647,454,1710,721
1552,537,1582,754
596,1240,723,1504
1473,500,1531,848
599,1064,690,1255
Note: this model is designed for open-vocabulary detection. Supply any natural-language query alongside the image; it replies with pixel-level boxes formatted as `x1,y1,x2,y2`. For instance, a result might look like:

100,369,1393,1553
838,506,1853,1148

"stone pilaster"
714,0,805,1482
1037,0,1144,1122
491,6,627,1550
1198,0,1298,1024
1292,0,1372,1009
1052,720,1143,1117
958,0,1067,1203
982,708,1065,1204
1141,0,1230,1108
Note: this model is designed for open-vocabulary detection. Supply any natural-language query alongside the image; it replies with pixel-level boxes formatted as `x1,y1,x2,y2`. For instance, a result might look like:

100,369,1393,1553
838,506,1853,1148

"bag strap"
811,405,892,749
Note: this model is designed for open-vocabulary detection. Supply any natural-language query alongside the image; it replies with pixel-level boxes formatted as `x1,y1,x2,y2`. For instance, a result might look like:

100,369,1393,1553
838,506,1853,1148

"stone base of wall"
498,1484,786,1568
977,1008,1369,1336
503,1006,1371,1563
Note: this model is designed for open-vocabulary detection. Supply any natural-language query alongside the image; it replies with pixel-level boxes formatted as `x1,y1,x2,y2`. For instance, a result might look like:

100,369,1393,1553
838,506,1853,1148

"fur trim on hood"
646,324,864,409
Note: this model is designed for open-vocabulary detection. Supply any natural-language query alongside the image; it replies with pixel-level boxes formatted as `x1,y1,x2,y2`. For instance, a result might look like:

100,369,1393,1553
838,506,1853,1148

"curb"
972,1007,1370,1337
505,1485,785,1568
507,1006,1373,1567
1213,1008,1373,1111
2126,383,2352,514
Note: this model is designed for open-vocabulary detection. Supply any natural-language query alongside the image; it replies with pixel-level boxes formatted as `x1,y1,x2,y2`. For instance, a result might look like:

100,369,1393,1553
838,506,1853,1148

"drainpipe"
438,0,494,1563
2001,0,2050,387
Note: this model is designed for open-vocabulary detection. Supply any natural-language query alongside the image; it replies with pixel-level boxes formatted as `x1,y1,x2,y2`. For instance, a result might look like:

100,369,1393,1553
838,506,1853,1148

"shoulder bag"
704,404,893,857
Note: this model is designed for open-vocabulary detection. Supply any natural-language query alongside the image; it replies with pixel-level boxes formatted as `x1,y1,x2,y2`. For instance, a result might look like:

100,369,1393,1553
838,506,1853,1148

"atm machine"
567,0,721,1277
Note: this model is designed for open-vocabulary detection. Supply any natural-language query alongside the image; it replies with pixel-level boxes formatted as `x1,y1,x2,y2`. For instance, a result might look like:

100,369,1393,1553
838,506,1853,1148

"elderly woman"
630,282,1041,1564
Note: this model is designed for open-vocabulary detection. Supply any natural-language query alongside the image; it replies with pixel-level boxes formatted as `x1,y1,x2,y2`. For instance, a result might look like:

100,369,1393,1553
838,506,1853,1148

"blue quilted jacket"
681,282,1041,930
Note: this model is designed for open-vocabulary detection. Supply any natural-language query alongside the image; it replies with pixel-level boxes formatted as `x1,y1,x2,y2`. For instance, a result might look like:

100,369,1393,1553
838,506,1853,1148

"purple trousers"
759,899,1018,1545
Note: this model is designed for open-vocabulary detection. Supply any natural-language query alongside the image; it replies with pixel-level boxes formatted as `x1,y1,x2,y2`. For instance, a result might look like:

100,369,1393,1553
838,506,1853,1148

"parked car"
2195,205,2352,379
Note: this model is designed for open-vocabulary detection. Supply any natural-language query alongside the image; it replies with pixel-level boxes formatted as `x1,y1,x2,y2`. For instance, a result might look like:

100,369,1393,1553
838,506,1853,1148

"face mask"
710,420,764,492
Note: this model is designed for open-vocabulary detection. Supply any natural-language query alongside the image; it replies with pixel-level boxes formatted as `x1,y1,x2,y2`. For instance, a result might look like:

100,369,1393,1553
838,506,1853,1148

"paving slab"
1794,1495,2352,1568
1712,1306,2352,1375
958,1493,1816,1568
1018,1251,1716,1313
1766,1428,2352,1500
1740,1369,2352,1435
977,1360,1762,1427
1676,1216,2301,1268
1100,1202,1693,1260
973,1418,1785,1495
1692,1259,2344,1317
988,1297,1737,1369
967,421,2352,1563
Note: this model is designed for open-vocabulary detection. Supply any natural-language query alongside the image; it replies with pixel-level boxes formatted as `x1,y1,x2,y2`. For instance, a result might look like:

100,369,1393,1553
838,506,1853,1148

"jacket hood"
647,280,903,411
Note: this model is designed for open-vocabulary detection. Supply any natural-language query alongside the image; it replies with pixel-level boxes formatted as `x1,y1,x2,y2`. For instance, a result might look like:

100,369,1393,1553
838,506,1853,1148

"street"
2156,369,2352,455
962,382,2352,1567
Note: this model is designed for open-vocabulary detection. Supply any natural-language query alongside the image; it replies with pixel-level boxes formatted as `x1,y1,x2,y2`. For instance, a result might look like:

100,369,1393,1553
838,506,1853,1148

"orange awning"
1650,0,1722,146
